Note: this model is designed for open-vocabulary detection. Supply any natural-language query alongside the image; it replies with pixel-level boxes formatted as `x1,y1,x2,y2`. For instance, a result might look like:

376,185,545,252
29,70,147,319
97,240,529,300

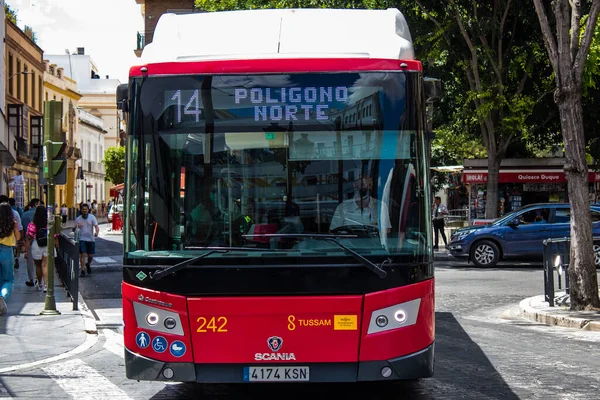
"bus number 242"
196,317,228,333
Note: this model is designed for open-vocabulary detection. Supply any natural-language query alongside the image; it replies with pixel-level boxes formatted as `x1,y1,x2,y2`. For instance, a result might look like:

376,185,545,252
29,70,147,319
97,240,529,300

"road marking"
43,359,133,400
0,333,98,374
0,380,11,398
93,257,117,264
102,329,124,358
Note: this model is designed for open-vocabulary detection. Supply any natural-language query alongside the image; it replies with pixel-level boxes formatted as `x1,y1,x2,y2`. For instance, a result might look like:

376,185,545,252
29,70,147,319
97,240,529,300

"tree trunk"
557,94,600,310
485,155,501,219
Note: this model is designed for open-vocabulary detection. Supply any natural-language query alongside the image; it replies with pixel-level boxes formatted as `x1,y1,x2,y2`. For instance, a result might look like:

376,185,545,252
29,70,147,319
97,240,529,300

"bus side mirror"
117,84,129,112
424,78,442,103
424,78,441,136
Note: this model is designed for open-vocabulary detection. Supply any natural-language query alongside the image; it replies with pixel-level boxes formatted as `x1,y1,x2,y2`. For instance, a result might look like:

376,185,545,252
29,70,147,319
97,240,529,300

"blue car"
448,203,600,267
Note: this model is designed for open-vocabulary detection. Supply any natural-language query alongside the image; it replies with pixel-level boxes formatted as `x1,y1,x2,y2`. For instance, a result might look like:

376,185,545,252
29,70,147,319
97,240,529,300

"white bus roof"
141,8,414,64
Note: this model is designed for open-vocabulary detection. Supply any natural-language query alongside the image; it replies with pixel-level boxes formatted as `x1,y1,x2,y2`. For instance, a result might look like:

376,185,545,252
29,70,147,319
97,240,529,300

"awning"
431,165,464,173
462,170,600,184
109,183,124,198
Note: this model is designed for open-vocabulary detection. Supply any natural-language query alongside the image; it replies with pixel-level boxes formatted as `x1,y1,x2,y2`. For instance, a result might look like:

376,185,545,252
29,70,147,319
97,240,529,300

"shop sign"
462,173,487,184
500,172,566,183
463,170,600,184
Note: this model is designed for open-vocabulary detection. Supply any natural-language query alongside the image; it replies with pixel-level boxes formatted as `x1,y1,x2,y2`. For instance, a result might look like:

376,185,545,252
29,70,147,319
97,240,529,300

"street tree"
102,146,126,185
405,1,554,219
197,1,556,219
532,0,600,310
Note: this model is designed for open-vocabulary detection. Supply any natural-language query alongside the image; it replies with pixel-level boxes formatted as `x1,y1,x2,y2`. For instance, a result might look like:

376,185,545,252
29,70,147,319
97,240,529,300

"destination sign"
165,85,351,125
234,86,349,122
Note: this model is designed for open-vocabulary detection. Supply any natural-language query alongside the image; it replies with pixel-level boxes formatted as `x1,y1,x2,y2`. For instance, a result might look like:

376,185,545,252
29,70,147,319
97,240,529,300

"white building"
45,48,122,203
77,109,106,204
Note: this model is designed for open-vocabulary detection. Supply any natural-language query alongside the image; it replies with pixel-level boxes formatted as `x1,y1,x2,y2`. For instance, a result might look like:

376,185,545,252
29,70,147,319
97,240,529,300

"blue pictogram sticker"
170,341,186,358
136,331,150,349
152,336,168,353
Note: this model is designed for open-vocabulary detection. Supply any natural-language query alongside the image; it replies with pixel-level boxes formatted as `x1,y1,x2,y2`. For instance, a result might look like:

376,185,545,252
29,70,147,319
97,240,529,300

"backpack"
36,227,48,247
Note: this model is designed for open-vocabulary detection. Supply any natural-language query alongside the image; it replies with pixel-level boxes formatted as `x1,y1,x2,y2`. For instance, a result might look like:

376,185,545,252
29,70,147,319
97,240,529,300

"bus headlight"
146,312,159,326
367,298,421,334
375,315,388,327
164,317,177,330
394,310,407,323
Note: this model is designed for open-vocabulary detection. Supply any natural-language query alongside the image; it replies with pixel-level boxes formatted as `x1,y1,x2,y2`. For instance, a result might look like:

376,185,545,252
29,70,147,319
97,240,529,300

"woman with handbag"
0,203,20,315
24,206,49,292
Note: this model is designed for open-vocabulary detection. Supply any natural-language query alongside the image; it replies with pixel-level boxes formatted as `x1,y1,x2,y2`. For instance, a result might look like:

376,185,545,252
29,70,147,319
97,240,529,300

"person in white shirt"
73,204,99,277
432,196,448,250
330,176,391,236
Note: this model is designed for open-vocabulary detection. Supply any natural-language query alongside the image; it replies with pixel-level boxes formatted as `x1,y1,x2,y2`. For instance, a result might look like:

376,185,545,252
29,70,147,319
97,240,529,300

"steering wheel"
330,225,380,238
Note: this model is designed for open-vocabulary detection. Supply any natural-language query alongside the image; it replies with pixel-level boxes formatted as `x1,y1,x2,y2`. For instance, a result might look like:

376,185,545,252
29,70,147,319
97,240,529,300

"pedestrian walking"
0,203,21,315
0,195,22,272
24,206,49,292
21,199,40,287
61,204,68,225
73,203,99,277
432,196,448,250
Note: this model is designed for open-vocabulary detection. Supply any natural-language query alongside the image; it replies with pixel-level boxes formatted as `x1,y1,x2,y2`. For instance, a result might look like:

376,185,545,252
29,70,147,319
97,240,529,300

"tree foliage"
532,0,600,310
4,3,17,24
23,26,37,43
102,146,126,185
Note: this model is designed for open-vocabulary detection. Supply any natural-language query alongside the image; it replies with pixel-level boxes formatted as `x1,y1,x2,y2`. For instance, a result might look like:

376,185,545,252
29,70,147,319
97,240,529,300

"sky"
7,0,144,83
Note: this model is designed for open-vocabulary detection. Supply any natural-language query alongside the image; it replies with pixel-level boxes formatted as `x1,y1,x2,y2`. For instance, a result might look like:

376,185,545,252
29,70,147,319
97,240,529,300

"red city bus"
118,8,437,384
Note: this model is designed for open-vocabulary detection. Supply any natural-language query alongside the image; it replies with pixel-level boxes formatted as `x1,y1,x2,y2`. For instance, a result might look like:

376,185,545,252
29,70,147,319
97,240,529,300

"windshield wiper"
151,250,226,280
243,233,388,278
151,247,270,280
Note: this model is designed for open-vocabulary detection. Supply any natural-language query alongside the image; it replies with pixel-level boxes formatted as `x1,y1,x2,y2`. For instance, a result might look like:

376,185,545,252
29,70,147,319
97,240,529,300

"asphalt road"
3,232,599,399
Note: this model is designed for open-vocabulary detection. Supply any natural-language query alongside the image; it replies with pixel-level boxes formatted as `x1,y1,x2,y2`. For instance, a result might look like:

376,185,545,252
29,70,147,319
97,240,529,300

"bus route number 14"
196,316,228,333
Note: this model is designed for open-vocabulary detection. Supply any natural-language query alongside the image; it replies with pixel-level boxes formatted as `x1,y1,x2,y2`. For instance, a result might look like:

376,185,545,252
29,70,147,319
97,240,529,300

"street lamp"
8,70,34,80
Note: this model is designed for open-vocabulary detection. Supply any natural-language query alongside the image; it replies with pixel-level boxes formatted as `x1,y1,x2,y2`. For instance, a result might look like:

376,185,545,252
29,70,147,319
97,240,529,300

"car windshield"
124,72,431,264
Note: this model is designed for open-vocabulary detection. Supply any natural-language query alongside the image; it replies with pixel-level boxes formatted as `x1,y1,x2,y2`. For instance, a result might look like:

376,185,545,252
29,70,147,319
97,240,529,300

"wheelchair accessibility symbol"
152,336,168,353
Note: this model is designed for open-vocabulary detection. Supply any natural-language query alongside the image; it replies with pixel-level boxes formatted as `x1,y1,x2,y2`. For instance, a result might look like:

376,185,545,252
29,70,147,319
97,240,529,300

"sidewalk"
0,255,95,373
433,244,455,262
519,292,600,332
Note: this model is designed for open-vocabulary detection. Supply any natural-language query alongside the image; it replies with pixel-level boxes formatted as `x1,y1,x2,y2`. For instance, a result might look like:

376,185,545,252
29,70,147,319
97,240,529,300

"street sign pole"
40,101,63,316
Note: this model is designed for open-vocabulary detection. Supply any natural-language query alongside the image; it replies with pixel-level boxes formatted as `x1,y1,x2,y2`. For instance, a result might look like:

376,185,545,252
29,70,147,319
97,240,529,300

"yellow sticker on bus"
333,315,358,330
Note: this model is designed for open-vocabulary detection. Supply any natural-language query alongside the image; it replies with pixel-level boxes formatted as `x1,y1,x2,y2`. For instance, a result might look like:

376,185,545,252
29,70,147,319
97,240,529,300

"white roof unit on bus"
140,8,414,64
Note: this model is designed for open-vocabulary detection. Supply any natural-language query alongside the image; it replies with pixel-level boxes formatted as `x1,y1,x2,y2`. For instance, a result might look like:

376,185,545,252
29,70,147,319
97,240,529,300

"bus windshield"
124,72,431,264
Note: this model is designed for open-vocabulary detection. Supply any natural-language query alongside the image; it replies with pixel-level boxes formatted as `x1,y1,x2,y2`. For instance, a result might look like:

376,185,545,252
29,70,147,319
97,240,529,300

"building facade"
43,60,82,210
5,18,44,207
0,2,17,193
77,109,106,205
45,49,120,204
134,0,197,57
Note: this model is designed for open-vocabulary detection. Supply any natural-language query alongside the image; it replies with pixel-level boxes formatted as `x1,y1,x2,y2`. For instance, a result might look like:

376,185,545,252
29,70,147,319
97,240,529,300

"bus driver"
329,176,391,235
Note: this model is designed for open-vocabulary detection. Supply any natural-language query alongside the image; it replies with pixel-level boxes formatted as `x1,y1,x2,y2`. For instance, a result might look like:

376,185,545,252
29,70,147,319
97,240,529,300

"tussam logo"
255,336,296,361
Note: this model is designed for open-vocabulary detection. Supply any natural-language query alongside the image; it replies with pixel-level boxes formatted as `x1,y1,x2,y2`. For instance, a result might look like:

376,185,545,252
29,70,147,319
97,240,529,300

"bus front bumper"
124,343,434,383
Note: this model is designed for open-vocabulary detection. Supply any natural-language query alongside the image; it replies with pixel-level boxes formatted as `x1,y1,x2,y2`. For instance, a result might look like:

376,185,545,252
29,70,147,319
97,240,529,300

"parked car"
448,203,600,267
107,204,123,223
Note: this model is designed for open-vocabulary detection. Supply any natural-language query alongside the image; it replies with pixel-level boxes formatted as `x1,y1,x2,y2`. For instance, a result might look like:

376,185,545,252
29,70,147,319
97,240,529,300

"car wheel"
471,240,500,267
594,244,600,267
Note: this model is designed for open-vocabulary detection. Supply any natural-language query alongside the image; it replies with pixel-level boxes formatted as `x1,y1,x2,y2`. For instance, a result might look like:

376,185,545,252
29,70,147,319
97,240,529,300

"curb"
77,292,99,335
518,296,600,332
